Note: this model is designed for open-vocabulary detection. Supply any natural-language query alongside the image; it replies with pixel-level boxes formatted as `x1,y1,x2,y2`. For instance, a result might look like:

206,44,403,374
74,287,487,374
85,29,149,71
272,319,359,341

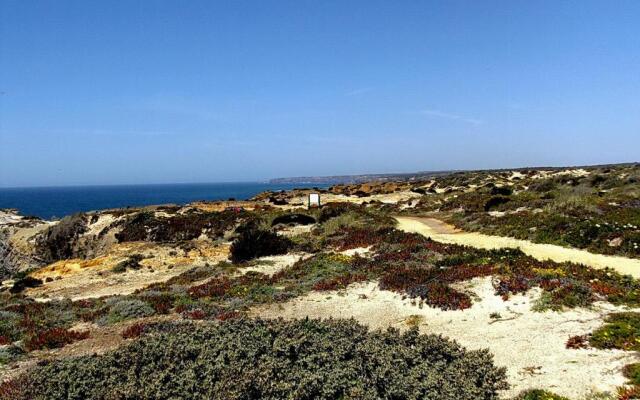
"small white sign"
308,193,321,208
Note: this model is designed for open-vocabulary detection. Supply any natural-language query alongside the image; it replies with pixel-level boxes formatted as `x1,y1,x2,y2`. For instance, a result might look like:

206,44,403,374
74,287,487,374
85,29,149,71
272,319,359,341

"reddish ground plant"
332,227,391,250
143,294,174,314
590,281,623,296
618,385,640,400
494,276,531,300
215,310,242,321
188,277,232,298
438,264,496,283
174,304,188,314
121,322,147,339
409,282,473,311
312,273,368,291
566,334,590,349
0,375,28,400
0,336,10,345
25,328,89,351
379,267,431,292
184,309,207,320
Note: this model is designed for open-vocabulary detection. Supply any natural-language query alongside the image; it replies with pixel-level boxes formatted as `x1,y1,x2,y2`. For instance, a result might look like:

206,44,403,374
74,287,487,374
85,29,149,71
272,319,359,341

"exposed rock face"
1,206,252,280
0,210,49,278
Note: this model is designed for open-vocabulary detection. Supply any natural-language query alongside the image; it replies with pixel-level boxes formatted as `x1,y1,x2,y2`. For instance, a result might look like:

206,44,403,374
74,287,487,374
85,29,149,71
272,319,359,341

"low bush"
10,319,508,400
312,272,368,291
121,322,148,339
590,312,640,351
230,225,291,263
513,389,569,400
565,334,590,349
484,196,511,211
328,226,394,250
9,276,43,293
0,345,24,365
24,327,89,351
490,186,513,196
617,385,640,400
115,210,249,243
623,363,640,385
188,276,232,298
408,282,473,310
183,309,207,320
270,213,316,226
111,254,145,273
137,291,174,314
99,299,155,325
317,202,360,222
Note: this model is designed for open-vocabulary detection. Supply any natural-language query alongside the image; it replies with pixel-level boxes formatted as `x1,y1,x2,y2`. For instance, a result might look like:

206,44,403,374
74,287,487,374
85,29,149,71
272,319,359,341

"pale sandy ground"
237,253,311,277
340,246,372,257
253,277,638,399
26,241,230,301
395,216,640,278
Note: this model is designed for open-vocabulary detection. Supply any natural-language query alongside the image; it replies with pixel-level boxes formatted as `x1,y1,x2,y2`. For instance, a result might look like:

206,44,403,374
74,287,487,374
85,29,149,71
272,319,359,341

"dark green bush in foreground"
10,318,508,400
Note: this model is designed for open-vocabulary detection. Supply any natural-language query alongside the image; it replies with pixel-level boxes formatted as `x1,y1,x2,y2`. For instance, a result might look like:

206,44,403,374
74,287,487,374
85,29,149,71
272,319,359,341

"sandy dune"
395,216,640,278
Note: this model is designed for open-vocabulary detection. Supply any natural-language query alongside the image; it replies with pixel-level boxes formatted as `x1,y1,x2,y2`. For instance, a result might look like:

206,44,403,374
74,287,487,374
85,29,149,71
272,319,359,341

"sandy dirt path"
395,216,640,278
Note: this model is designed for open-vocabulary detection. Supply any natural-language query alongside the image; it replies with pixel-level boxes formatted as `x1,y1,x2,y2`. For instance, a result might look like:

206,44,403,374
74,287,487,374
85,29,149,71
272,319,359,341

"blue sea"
0,182,328,220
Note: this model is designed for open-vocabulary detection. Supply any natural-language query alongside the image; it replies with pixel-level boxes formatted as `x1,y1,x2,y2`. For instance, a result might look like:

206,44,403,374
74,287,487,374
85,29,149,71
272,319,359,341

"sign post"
308,193,321,209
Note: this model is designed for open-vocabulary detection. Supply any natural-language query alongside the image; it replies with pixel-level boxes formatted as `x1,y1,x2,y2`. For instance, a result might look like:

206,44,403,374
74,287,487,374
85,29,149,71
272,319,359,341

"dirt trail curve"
395,216,640,278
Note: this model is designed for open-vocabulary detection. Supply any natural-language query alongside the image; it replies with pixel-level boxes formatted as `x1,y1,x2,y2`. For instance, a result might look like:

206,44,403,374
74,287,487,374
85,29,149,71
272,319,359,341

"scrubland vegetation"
1,164,640,399
4,319,507,400
413,165,640,259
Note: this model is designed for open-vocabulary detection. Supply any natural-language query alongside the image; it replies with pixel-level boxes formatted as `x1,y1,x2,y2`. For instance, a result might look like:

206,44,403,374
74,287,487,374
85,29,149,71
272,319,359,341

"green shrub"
230,224,291,263
270,213,316,226
115,210,249,243
514,389,569,400
623,363,640,385
0,345,24,365
590,312,640,351
0,311,22,342
111,254,145,273
99,299,155,325
9,276,43,293
12,319,508,400
484,196,511,211
317,202,360,222
529,179,557,193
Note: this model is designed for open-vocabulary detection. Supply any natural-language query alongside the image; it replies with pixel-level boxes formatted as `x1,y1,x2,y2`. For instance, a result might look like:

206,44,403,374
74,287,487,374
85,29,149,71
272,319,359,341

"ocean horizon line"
0,180,277,191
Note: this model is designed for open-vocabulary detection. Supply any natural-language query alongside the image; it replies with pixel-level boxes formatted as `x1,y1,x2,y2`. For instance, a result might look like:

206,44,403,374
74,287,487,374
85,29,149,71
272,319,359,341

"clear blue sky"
1,1,638,187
